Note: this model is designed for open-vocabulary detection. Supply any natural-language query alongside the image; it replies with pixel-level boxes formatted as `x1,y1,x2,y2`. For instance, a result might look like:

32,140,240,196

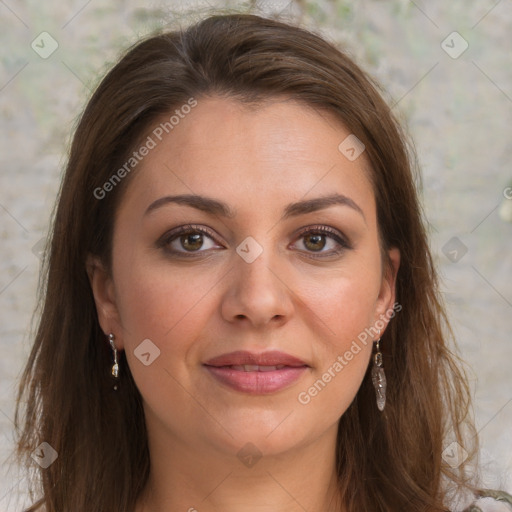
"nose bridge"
236,244,275,289
222,236,292,326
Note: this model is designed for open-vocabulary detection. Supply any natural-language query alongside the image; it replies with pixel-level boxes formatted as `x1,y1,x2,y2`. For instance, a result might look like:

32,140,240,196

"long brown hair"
15,13,478,511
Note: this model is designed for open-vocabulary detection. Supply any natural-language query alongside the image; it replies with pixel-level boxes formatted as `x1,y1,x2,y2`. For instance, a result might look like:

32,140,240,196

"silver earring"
371,333,386,412
109,333,119,386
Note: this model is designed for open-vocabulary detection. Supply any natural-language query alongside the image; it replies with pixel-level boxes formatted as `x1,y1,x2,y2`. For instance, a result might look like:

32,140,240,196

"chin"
200,411,317,460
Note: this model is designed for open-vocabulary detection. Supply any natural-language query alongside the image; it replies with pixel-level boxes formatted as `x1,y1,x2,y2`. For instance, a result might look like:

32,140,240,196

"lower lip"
204,365,308,394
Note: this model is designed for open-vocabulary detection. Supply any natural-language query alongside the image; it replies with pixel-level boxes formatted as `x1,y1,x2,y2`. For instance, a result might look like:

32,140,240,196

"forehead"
118,96,376,222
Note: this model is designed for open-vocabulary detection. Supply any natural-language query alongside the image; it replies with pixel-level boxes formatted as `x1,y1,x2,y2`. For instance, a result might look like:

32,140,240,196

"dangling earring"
109,333,119,390
371,332,386,411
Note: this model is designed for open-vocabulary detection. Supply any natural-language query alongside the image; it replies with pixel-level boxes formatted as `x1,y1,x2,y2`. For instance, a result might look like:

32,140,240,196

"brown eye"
180,233,204,251
303,233,327,252
158,225,222,256
293,225,351,258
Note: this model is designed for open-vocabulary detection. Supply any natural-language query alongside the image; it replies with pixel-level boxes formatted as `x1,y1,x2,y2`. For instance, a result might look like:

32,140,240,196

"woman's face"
89,96,399,460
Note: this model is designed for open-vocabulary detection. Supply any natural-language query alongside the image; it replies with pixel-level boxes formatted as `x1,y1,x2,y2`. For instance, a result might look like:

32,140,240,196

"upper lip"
204,350,308,367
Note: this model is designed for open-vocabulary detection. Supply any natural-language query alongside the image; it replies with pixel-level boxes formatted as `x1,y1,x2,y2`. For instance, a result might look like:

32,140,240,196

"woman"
14,12,512,512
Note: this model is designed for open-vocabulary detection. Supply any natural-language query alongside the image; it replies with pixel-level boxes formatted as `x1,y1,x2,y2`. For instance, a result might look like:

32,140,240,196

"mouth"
203,351,309,394
214,364,289,372
204,350,308,368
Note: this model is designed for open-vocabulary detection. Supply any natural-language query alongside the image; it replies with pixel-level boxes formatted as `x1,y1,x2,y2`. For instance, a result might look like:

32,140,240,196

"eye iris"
304,233,326,252
181,233,203,251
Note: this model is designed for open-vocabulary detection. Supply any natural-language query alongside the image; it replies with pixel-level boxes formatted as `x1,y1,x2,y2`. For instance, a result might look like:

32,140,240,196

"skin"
87,96,400,512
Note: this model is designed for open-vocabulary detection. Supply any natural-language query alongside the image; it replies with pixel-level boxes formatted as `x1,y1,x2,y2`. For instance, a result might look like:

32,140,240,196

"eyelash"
157,224,352,259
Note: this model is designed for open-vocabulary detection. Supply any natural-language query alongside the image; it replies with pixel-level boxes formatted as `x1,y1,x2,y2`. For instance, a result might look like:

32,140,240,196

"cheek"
113,250,222,343
296,258,381,412
297,283,374,420
308,257,382,348
112,258,217,406
316,277,378,333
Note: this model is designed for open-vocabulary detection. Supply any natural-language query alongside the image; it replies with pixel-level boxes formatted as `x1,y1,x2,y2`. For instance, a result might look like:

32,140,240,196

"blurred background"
1,1,511,510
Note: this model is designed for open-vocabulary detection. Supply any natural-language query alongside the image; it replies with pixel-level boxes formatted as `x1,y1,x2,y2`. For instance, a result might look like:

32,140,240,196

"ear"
86,254,125,350
373,247,401,334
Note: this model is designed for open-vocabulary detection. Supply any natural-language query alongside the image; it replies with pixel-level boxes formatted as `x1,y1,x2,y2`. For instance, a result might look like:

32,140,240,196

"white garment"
469,497,512,512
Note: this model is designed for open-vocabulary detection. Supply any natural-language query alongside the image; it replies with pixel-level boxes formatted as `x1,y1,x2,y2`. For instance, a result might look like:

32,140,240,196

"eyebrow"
144,192,365,221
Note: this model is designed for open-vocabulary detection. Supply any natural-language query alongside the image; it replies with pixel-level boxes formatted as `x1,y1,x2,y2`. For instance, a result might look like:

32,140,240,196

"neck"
136,420,344,512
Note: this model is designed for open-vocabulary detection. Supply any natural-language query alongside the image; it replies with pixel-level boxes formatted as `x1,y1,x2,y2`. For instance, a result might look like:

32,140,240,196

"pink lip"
203,350,309,394
204,350,308,367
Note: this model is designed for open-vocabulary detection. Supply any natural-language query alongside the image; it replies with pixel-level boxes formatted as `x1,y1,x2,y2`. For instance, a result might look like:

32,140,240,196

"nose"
220,247,294,328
